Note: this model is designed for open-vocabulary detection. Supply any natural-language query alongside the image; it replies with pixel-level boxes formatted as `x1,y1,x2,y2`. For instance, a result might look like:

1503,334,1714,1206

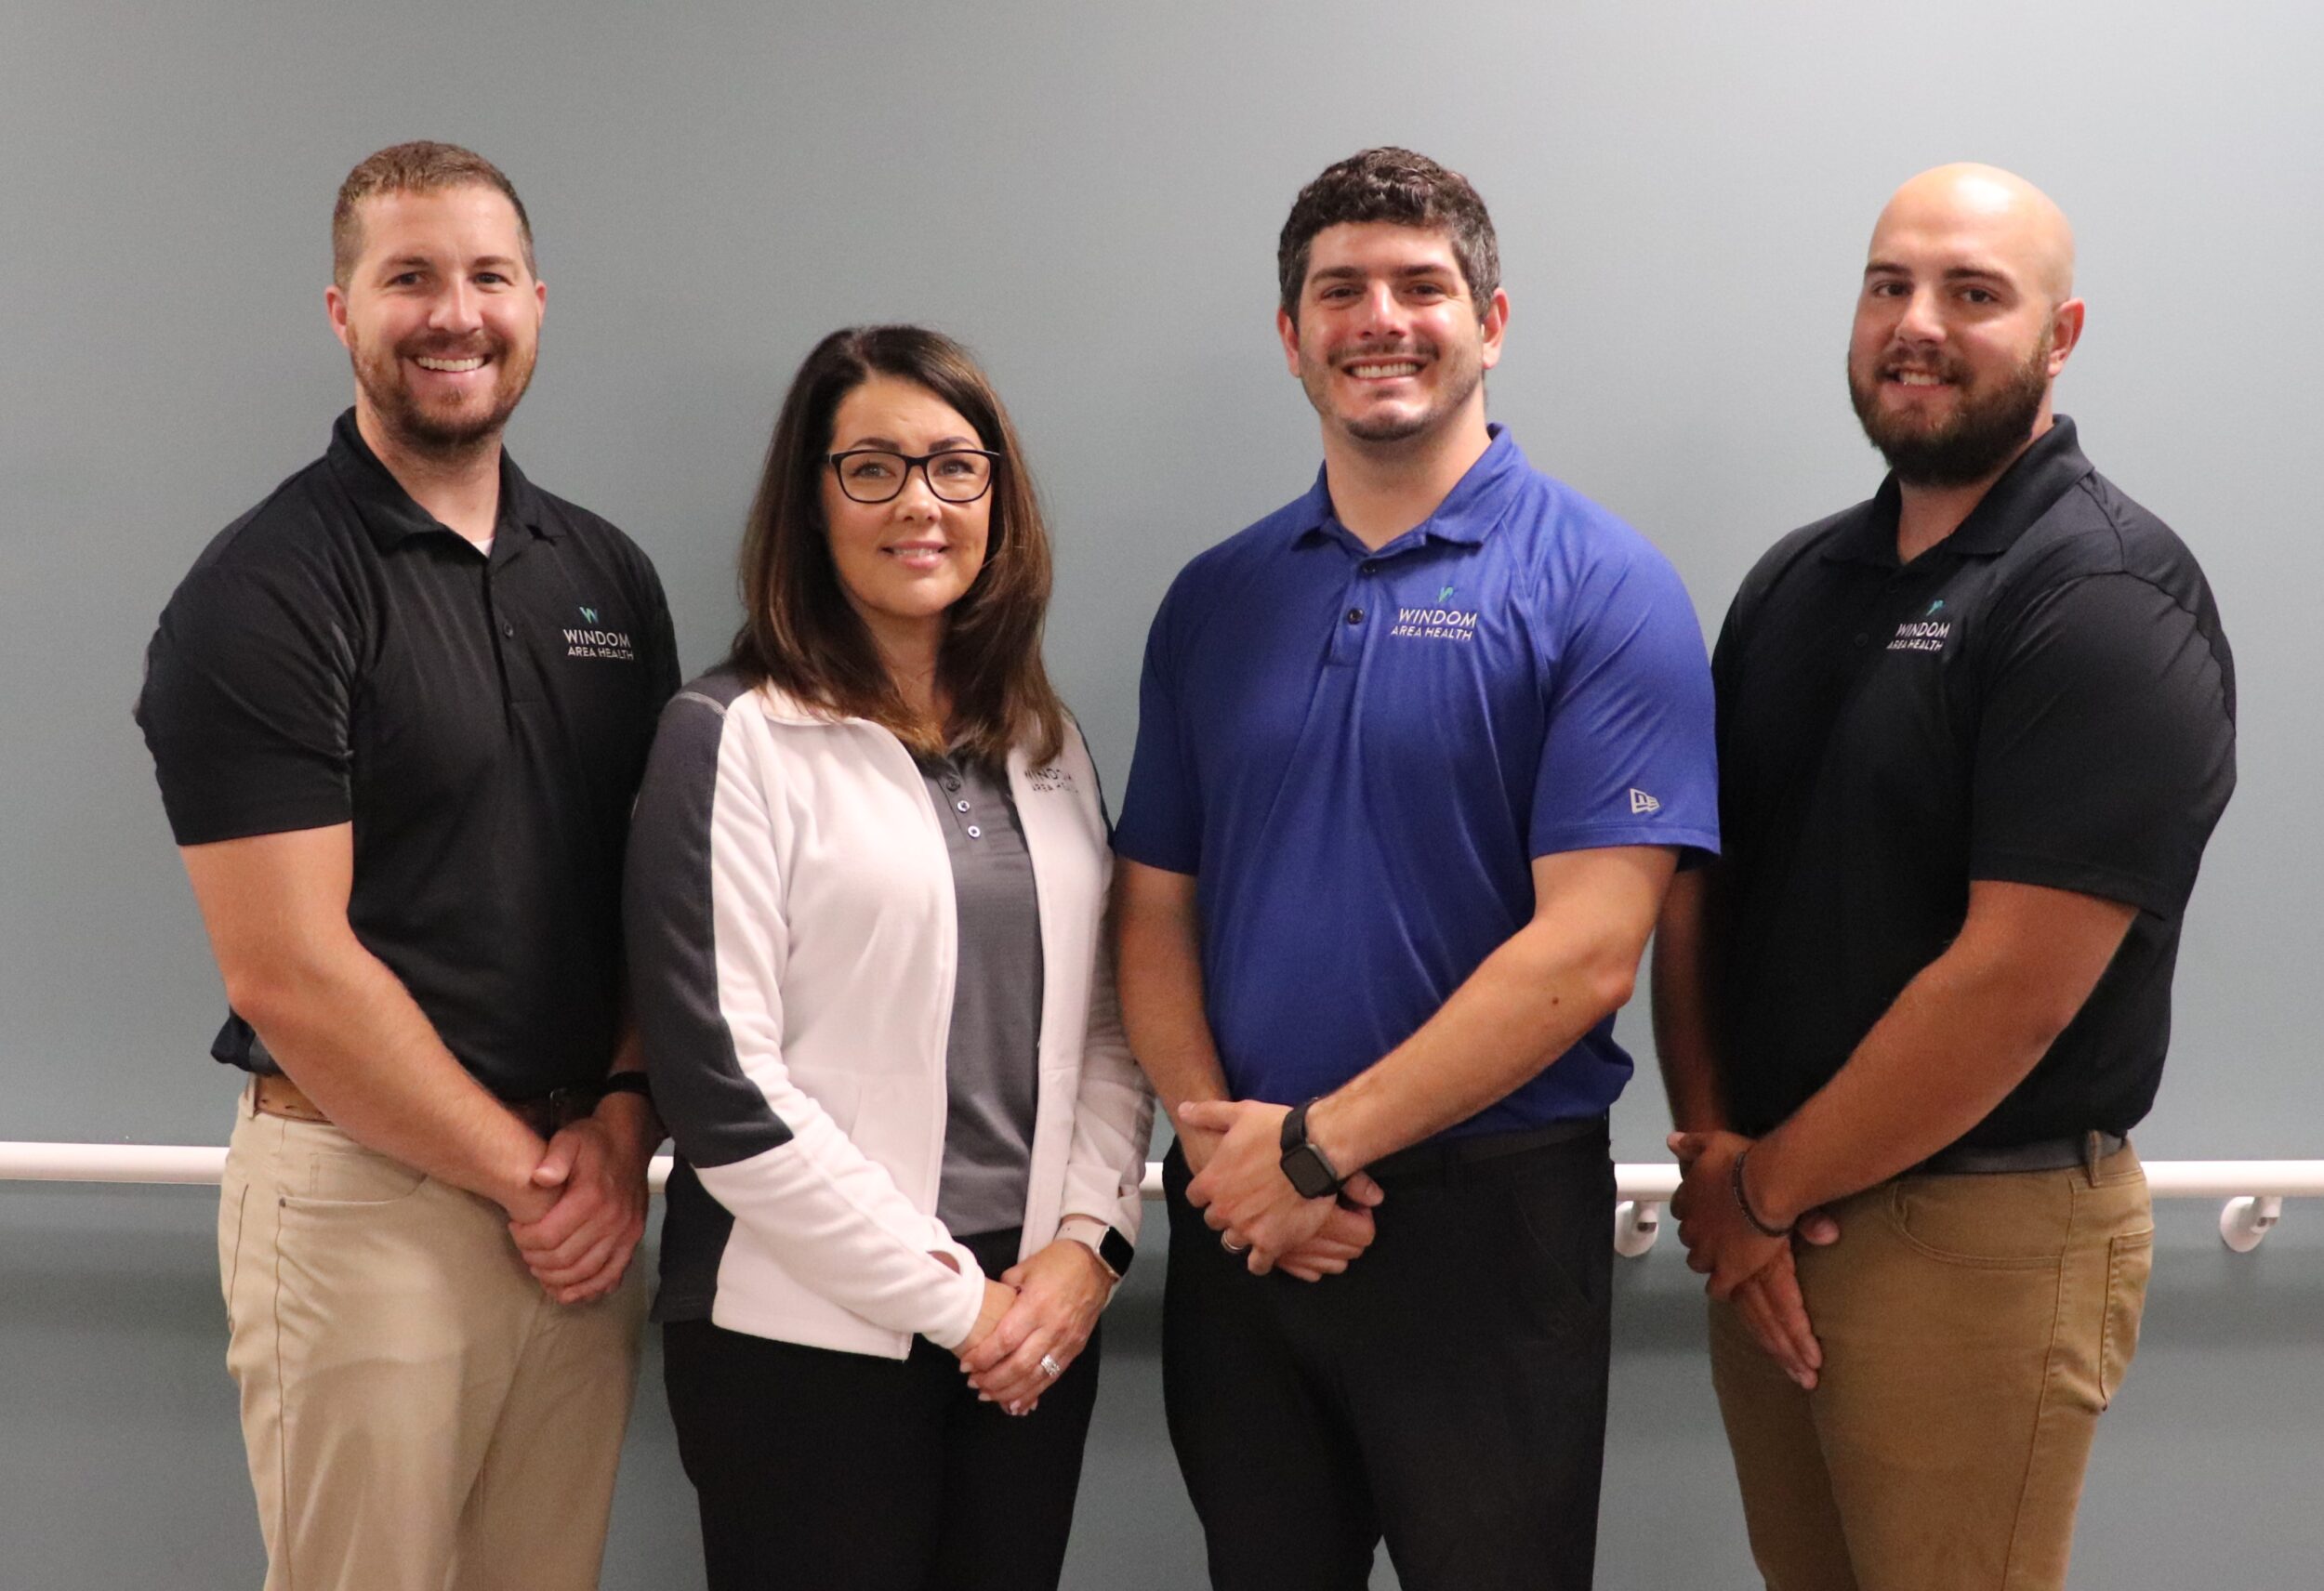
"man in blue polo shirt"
1113,147,1719,1591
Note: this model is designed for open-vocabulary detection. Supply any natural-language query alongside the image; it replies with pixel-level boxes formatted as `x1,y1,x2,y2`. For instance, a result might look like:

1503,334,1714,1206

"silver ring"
1221,1234,1250,1256
1038,1354,1063,1379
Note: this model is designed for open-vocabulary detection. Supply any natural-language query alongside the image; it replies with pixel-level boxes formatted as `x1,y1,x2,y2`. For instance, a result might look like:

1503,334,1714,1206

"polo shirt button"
1854,633,1868,647
1359,561,1379,575
966,824,983,839
1345,608,1365,625
956,800,971,813
501,623,515,638
942,775,961,792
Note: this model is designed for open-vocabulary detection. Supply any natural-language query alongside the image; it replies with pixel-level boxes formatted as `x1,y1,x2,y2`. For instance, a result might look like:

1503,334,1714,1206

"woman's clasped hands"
957,1241,1116,1416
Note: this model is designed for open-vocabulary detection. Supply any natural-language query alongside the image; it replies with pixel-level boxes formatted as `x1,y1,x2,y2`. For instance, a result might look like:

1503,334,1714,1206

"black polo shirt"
138,410,681,1099
1710,418,2235,1148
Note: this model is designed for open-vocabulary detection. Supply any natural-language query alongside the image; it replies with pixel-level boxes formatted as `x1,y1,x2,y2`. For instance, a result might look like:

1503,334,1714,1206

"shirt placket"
485,534,545,707
934,760,985,842
1327,553,1395,667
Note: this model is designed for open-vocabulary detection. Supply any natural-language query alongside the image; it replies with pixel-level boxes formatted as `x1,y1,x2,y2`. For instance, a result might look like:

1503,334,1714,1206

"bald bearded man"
1654,165,2236,1589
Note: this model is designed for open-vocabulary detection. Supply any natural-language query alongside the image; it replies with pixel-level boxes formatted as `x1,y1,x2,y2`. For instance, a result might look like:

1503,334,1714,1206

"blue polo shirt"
1115,427,1718,1136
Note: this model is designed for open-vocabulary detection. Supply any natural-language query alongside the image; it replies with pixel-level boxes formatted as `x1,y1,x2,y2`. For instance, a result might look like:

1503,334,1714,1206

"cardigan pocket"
788,1069,863,1140
852,1073,940,1203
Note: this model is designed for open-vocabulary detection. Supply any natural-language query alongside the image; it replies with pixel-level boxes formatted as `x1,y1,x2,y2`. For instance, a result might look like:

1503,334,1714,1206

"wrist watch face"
1098,1227,1136,1280
1278,1099,1341,1199
1282,1144,1340,1201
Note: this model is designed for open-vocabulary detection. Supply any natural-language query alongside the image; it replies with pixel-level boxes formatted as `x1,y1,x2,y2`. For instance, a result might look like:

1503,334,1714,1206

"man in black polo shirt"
136,142,679,1591
1655,164,2235,1590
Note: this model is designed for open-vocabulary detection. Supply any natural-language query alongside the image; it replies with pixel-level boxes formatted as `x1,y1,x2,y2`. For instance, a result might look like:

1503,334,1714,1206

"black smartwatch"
1278,1098,1347,1200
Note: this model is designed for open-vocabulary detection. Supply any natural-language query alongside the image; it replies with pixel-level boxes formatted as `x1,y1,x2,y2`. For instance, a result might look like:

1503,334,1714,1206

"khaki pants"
219,1090,646,1591
1710,1144,2153,1591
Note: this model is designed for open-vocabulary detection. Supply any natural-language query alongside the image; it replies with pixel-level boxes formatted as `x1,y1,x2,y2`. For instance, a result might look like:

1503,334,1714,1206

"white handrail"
5,1143,2317,1252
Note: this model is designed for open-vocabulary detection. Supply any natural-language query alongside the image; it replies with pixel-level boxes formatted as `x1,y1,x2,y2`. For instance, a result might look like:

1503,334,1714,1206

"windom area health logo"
1388,584,1480,642
562,605,635,662
1888,596,1951,653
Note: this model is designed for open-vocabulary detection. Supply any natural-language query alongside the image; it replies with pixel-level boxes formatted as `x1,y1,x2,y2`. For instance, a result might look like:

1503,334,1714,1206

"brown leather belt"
250,1072,596,1137
251,1072,333,1123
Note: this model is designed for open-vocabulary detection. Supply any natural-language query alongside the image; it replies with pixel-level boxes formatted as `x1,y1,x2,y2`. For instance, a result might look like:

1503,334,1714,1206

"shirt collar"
1289,423,1525,553
1823,416,2095,569
1947,416,2093,555
324,407,551,551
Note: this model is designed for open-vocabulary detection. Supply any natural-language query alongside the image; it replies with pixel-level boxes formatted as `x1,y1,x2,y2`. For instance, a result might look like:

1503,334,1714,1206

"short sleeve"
1970,572,2235,914
136,564,356,845
1707,554,1769,753
1111,585,1201,875
638,555,684,710
1529,549,1721,861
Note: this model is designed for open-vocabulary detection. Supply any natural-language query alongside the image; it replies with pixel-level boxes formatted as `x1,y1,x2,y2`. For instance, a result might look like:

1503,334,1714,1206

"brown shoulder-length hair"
729,325,1064,766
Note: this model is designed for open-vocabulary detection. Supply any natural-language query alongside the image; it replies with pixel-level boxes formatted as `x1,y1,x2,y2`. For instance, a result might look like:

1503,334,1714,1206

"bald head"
1873,164,2076,305
1848,164,2087,490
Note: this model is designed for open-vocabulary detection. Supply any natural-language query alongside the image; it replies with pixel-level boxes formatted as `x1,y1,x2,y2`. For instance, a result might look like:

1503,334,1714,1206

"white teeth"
1893,372,1945,387
416,356,485,372
1348,362,1422,378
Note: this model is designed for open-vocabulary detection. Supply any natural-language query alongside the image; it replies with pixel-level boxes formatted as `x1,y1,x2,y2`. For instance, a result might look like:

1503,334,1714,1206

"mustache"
1334,340,1433,364
395,333,504,360
1879,348,1967,380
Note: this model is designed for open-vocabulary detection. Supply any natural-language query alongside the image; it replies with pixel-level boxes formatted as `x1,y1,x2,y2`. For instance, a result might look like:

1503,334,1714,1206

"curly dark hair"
1277,147,1499,322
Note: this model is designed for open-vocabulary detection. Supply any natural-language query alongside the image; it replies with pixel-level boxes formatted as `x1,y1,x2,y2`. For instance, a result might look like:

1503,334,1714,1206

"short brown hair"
729,326,1065,767
1277,147,1499,322
332,141,534,287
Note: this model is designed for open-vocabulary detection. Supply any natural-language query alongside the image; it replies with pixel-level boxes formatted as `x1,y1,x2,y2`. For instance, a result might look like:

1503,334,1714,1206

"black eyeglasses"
828,448,1002,505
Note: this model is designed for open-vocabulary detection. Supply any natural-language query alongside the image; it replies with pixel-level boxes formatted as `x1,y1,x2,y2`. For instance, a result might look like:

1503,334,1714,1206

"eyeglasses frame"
826,447,1005,505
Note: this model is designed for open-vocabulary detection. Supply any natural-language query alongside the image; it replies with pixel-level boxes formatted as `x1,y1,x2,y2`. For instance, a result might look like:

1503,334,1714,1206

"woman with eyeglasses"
625,325,1153,1590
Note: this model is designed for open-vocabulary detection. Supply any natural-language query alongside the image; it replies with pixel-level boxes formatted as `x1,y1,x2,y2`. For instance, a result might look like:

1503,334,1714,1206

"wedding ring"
1039,1354,1063,1379
1221,1234,1250,1256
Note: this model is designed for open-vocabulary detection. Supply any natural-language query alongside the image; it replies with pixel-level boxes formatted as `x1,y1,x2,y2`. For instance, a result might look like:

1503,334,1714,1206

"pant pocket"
278,1123,429,1207
218,1173,250,1324
1886,1174,2072,1267
2098,1228,2154,1408
1499,1154,1614,1348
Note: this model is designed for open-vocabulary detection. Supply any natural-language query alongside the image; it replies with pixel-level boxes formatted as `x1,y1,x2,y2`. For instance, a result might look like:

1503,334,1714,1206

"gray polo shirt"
918,752,1044,1238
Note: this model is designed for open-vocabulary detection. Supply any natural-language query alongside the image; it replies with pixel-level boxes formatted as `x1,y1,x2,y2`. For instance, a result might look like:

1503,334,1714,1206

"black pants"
663,1229,1103,1591
1162,1126,1615,1591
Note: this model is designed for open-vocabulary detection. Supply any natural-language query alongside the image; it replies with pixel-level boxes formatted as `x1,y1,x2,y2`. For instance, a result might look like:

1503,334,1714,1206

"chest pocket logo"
1387,585,1482,642
1888,598,1953,653
561,604,636,662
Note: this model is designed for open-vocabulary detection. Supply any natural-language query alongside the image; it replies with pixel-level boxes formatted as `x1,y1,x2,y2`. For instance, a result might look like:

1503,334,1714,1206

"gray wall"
4,3,2319,1585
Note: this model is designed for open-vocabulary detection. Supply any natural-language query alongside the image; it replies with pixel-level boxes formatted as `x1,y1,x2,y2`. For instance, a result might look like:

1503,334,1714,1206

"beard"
1300,336,1484,445
1849,330,2051,487
348,327,536,462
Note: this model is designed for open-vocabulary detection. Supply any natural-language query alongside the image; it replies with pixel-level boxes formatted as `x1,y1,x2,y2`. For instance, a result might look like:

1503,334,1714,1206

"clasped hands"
957,1238,1116,1416
1179,1099,1383,1281
507,1105,654,1306
1668,1128,1839,1389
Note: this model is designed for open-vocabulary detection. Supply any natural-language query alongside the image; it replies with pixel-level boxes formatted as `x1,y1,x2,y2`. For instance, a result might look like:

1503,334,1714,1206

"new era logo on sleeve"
1630,788,1661,815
